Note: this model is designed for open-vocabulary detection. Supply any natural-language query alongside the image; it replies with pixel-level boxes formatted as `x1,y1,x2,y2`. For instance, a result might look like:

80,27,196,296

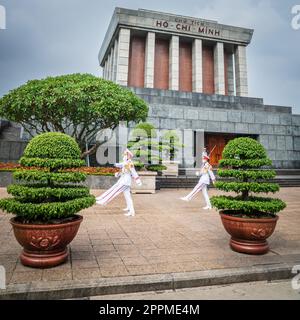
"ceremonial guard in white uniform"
96,149,142,216
180,154,216,210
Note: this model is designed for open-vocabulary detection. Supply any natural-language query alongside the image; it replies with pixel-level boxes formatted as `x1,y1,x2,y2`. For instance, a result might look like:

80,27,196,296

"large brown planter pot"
10,215,83,268
220,212,279,255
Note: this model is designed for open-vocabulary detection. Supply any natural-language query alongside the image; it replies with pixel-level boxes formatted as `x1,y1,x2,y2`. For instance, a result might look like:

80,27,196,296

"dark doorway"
205,133,258,167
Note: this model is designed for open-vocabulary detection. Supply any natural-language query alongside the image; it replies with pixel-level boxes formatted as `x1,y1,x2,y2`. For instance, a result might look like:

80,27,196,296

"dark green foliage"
0,74,148,154
0,133,95,222
0,197,95,221
128,122,160,165
133,161,145,171
211,137,286,217
219,158,272,168
161,130,184,161
222,137,267,159
13,170,87,183
215,181,280,193
133,122,157,138
211,196,286,214
7,185,90,202
217,169,276,180
146,164,167,172
20,157,85,169
23,132,81,159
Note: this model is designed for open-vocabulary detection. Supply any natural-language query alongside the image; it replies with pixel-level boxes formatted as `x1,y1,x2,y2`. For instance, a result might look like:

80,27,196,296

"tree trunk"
80,143,99,159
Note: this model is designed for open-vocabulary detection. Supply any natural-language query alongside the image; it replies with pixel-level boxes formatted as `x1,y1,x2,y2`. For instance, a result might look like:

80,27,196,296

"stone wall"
0,121,27,163
130,87,300,169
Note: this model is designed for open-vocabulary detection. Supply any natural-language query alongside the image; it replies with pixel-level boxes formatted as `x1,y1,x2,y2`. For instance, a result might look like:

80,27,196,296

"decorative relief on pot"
29,232,61,250
251,228,273,239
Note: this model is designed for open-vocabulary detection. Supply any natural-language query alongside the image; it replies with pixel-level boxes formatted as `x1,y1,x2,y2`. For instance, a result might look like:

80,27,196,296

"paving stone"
1,187,300,289
11,271,43,284
100,265,129,277
42,269,72,281
73,268,101,280
72,260,99,269
92,244,116,252
111,238,132,245
126,265,157,276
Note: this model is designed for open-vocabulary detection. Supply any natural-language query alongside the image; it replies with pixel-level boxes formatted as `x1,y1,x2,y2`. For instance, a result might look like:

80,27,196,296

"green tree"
0,132,95,222
161,130,183,161
211,137,286,217
0,74,148,158
127,122,160,168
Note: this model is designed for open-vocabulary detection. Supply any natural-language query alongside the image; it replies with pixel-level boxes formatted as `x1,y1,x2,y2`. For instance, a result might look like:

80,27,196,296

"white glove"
115,172,120,178
136,179,142,186
196,171,200,177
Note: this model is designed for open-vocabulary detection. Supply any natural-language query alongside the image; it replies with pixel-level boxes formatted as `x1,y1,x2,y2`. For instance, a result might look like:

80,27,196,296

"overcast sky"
0,0,299,113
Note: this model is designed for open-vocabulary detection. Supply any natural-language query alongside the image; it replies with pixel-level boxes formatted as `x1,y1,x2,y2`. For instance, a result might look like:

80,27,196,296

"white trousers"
96,183,135,214
123,188,135,214
184,183,212,207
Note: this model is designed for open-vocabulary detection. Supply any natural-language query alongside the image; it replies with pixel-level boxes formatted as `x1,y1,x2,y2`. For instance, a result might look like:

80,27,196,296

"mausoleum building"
98,8,300,168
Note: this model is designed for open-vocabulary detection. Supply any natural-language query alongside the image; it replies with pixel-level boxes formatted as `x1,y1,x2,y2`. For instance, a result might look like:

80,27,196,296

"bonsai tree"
0,132,96,267
127,122,161,169
211,137,286,218
160,130,183,162
0,74,148,158
0,132,95,222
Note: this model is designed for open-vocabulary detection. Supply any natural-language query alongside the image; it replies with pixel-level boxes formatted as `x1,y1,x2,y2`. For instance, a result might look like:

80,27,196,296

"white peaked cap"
124,148,134,158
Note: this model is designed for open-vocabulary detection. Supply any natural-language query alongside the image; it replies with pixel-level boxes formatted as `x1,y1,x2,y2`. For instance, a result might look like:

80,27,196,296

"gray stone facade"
99,8,253,97
0,85,299,169
129,87,300,169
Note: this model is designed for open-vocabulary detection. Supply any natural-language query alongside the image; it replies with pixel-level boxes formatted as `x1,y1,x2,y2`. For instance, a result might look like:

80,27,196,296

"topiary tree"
0,132,95,223
0,74,148,158
160,130,183,161
127,122,161,168
211,137,286,217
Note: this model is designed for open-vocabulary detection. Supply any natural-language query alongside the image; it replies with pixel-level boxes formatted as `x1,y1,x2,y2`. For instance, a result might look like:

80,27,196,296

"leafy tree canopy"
0,74,148,157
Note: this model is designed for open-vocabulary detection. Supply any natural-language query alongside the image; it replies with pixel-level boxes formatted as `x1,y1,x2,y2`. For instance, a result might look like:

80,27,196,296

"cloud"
0,0,299,113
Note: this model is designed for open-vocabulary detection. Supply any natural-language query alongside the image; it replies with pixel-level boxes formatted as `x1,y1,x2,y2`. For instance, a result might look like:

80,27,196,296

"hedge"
0,196,95,221
211,196,286,214
218,158,272,168
211,137,286,217
214,181,280,193
19,157,85,169
7,185,90,202
146,164,167,172
217,169,276,180
23,132,81,159
13,170,87,183
0,132,95,222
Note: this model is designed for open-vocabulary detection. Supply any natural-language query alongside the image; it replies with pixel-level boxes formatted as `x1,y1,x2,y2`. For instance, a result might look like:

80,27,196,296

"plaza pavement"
0,187,300,299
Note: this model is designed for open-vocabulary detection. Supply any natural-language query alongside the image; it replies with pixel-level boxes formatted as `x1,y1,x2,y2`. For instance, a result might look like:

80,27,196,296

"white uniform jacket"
114,160,141,187
196,162,216,185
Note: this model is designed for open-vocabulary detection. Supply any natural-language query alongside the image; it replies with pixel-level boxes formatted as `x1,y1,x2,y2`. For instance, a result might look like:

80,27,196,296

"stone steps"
157,174,300,188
